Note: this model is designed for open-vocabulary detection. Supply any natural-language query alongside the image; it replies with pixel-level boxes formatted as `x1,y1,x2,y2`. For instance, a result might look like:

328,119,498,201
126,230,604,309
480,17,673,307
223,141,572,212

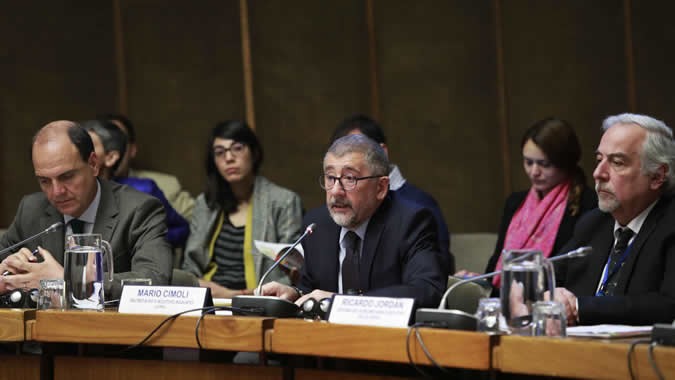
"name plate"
328,295,415,328
119,286,213,316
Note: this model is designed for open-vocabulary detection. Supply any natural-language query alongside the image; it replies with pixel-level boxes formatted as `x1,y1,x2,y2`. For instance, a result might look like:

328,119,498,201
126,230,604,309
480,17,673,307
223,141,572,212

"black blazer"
556,194,675,325
299,193,447,308
485,186,598,274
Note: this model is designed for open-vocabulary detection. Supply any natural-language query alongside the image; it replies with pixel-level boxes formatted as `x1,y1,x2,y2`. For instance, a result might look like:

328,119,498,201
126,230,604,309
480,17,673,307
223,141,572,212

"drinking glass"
121,278,152,287
475,297,501,334
533,301,567,337
38,279,65,310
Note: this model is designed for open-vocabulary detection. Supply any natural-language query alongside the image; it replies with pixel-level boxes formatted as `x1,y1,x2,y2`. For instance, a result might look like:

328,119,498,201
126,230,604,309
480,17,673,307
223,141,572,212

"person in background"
0,121,172,299
81,120,189,249
330,114,453,274
98,113,196,220
456,117,597,293
174,120,303,298
554,113,675,325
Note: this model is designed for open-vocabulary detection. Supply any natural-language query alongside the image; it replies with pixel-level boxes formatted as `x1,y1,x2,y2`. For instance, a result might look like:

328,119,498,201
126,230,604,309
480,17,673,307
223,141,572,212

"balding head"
32,120,99,218
33,121,94,164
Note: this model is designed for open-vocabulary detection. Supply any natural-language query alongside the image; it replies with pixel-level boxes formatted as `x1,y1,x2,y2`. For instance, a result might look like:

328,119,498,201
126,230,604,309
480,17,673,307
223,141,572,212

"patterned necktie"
603,227,634,296
69,219,85,234
341,231,361,294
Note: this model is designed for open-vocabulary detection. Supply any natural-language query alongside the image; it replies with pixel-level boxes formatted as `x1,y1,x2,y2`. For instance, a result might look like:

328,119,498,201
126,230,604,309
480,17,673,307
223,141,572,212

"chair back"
451,233,498,274
445,276,492,314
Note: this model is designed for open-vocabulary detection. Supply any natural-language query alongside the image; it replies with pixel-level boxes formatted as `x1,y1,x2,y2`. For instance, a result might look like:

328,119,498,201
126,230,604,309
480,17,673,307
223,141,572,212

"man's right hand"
260,281,299,301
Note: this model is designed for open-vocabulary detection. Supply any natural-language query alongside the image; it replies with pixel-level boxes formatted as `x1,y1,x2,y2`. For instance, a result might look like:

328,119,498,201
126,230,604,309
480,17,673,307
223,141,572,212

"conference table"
1,308,674,379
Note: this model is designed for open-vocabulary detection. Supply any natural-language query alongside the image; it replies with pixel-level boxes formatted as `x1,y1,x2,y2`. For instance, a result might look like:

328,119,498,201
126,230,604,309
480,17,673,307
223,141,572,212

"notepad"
567,324,652,338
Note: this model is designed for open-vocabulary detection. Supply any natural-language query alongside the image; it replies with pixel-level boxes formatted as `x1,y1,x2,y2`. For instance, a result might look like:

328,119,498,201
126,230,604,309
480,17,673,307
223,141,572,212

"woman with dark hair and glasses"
456,117,597,292
175,120,303,297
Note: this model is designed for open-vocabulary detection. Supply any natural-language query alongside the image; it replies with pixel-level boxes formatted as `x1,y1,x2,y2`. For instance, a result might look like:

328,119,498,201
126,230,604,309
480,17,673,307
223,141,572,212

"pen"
1,248,40,277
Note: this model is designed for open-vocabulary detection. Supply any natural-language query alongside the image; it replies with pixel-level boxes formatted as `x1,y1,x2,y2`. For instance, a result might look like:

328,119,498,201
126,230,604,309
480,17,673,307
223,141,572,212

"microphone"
0,222,64,273
255,223,316,296
415,246,592,330
232,223,317,317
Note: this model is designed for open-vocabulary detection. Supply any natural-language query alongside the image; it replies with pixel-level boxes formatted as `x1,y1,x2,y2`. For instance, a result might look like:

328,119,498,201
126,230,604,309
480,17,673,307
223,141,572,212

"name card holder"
327,295,415,328
119,286,214,316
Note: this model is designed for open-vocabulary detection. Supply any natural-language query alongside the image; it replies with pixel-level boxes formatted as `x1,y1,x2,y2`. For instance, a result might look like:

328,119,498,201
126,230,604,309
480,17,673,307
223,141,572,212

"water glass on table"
38,279,65,310
533,300,567,337
476,297,502,334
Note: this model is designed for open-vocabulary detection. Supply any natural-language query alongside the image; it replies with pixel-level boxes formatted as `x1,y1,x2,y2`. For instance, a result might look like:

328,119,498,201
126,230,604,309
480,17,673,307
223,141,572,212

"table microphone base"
232,295,299,317
415,308,478,331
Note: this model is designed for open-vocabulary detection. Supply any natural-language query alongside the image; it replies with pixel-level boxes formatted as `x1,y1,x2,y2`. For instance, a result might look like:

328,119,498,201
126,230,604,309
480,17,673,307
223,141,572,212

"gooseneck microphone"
415,246,592,330
232,223,317,317
0,222,64,264
255,223,316,296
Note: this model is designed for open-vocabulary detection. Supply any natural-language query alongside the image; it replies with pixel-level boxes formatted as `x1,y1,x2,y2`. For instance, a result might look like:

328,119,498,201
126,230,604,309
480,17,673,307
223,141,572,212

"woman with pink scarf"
456,117,597,293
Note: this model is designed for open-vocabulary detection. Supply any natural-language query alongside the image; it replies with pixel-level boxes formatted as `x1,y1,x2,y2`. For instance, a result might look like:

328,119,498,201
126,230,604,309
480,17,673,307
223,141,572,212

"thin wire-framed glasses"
213,142,246,158
319,174,384,191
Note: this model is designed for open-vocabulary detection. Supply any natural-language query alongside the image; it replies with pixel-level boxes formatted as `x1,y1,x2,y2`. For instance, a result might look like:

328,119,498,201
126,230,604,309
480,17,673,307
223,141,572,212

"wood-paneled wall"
2,0,674,233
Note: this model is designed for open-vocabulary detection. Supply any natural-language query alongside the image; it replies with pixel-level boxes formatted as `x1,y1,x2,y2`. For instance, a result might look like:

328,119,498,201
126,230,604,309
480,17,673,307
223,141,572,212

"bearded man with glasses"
262,134,446,308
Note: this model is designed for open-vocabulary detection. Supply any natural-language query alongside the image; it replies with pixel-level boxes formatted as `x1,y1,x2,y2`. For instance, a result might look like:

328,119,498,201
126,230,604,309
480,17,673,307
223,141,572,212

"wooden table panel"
0,355,40,379
295,368,414,380
34,310,271,351
495,335,675,380
54,356,282,380
270,319,491,370
0,309,34,341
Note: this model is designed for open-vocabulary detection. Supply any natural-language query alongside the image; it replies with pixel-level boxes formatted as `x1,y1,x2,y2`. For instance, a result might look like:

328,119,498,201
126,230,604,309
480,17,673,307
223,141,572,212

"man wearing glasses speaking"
262,134,446,308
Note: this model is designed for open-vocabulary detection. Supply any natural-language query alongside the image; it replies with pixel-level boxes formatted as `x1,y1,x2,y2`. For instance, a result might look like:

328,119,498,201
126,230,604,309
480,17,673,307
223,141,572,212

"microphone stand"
232,223,316,317
416,246,592,330
0,222,64,275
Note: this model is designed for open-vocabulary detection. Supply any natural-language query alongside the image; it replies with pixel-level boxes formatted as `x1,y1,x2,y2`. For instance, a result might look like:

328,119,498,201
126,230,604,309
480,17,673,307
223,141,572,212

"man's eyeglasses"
319,174,384,191
213,142,246,158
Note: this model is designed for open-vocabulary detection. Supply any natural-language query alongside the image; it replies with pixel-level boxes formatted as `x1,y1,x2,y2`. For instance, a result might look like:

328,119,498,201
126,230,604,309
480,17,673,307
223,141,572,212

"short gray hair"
325,134,390,176
603,113,675,193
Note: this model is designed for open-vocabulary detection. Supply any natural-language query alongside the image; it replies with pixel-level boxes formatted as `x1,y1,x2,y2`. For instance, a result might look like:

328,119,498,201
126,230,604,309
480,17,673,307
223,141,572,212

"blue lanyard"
596,241,633,296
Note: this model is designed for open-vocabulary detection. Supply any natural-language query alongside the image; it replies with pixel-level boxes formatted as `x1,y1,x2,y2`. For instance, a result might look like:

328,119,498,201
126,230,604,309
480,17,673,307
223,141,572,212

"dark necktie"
69,219,85,234
341,231,361,294
603,227,634,296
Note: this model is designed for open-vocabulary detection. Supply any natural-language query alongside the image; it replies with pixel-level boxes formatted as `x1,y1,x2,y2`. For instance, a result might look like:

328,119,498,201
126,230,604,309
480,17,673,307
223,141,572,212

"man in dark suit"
330,114,454,274
554,113,675,325
262,134,446,308
0,121,173,299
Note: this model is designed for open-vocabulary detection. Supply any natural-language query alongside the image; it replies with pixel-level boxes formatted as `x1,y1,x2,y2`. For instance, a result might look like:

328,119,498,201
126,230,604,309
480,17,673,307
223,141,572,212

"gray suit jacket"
179,176,303,286
0,179,173,299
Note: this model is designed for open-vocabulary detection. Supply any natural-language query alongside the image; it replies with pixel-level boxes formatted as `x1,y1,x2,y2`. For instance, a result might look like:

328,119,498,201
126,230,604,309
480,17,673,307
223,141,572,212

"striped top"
210,219,247,290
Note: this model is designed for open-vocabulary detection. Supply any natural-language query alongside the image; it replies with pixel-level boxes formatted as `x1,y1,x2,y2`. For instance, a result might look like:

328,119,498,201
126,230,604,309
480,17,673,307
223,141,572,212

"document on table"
567,324,652,338
254,240,304,259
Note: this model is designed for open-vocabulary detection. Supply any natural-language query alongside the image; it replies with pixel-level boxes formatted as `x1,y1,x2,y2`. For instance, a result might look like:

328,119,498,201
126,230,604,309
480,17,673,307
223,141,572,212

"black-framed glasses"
213,142,246,158
319,174,384,191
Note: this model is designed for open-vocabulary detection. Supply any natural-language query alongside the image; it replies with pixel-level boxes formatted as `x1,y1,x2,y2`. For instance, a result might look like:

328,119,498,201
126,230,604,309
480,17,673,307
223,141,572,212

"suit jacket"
395,181,454,274
299,193,447,308
486,186,597,274
178,176,303,286
0,179,173,300
115,176,189,248
556,194,675,325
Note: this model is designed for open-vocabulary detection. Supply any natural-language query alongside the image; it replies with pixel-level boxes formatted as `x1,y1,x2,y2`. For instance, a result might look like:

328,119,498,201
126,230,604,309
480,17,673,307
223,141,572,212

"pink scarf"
492,181,570,287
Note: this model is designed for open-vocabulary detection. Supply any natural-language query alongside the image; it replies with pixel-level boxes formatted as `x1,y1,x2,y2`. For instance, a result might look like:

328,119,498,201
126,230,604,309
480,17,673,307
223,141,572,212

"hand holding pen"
1,247,43,277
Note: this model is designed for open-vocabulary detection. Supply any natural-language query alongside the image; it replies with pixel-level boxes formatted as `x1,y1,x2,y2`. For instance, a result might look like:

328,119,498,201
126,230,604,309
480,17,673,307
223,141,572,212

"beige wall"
2,1,674,233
